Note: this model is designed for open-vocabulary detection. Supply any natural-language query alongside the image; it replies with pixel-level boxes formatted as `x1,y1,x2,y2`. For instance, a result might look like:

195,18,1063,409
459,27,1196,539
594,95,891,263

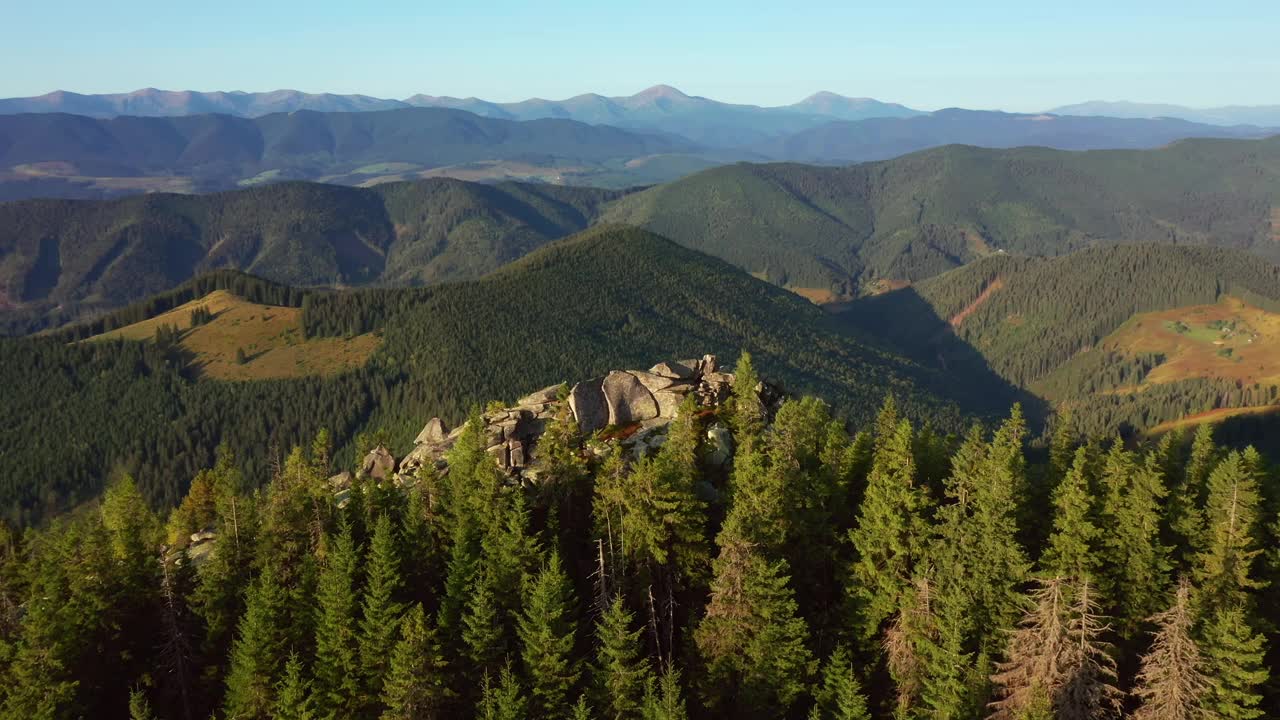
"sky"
3,0,1278,111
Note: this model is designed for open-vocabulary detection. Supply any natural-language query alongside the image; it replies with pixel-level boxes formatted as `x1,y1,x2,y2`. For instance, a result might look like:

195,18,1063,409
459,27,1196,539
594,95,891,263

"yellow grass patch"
92,290,378,380
1100,296,1280,387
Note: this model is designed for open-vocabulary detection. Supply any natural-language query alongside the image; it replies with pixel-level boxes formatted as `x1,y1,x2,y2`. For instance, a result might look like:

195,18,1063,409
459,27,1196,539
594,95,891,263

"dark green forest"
602,138,1280,292
2,353,1277,720
0,227,1007,527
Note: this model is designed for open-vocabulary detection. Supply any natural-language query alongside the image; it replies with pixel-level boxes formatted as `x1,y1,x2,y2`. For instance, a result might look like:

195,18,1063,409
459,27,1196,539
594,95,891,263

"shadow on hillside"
826,286,1051,428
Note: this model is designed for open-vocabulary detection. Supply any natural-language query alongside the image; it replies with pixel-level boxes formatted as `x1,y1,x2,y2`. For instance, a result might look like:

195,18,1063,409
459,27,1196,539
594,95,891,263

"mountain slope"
600,137,1280,293
0,178,623,334
0,88,410,117
756,108,1275,163
0,226,1003,523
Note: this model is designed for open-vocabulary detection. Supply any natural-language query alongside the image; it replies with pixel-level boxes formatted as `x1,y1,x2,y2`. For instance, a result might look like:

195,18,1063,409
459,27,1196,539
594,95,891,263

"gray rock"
701,354,719,374
704,371,736,386
627,370,676,394
518,384,562,406
328,471,353,490
414,417,449,445
649,361,697,380
400,443,439,472
486,444,509,468
509,440,526,468
706,424,734,466
653,389,686,418
602,371,659,425
361,446,397,480
570,378,609,434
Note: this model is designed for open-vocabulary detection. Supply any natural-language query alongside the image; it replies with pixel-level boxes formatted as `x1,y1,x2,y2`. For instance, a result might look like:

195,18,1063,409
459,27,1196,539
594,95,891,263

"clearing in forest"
1100,296,1280,387
1147,405,1280,435
91,290,378,380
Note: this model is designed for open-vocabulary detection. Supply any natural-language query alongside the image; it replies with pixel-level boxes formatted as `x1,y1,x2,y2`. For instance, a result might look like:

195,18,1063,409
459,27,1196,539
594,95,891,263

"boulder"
399,443,438,472
361,446,396,480
627,370,676,394
328,471,353,490
414,417,449,445
570,378,609,434
649,360,697,380
518,384,562,406
486,444,509,468
653,389,686,418
602,371,659,425
509,440,527,468
701,354,719,374
706,424,734,466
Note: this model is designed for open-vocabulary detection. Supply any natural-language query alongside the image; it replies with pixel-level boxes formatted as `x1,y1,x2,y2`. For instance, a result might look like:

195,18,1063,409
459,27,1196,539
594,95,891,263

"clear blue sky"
4,0,1277,110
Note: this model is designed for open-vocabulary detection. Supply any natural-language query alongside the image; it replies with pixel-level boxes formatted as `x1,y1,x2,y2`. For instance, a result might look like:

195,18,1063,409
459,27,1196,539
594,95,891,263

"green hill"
600,138,1280,295
0,178,622,334
0,226,1010,525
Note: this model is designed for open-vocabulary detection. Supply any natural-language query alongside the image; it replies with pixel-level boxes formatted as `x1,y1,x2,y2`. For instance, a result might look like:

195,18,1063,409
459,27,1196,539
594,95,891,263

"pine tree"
1131,580,1210,720
1194,450,1265,610
380,604,451,720
847,417,931,640
641,666,689,720
594,597,651,720
695,534,813,717
1041,446,1101,581
462,567,507,677
311,524,361,718
519,551,581,718
273,654,316,720
476,664,526,720
1200,607,1268,720
360,514,407,703
808,645,871,720
223,564,290,720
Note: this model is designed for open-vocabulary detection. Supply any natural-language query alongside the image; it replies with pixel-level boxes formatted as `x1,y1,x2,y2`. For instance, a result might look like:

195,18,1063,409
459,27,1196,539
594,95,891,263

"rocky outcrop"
361,446,396,480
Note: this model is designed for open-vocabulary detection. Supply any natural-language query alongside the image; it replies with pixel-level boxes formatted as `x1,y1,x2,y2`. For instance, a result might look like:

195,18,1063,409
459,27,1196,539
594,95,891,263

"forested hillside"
0,227,1003,526
601,137,1280,293
0,178,622,334
841,244,1280,435
2,357,1277,720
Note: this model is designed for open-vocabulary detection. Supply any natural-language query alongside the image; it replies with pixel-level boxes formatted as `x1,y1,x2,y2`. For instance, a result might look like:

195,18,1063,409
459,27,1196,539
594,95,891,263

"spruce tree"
594,597,651,720
360,513,406,702
1131,580,1210,720
519,551,581,718
380,603,451,720
641,666,689,720
129,687,157,720
695,534,813,717
1200,607,1268,720
808,645,871,720
1194,450,1265,610
1041,446,1101,581
223,564,290,720
1170,424,1217,559
311,524,361,718
476,664,526,720
462,568,507,677
1099,446,1171,636
273,654,316,720
847,417,931,640
728,351,765,449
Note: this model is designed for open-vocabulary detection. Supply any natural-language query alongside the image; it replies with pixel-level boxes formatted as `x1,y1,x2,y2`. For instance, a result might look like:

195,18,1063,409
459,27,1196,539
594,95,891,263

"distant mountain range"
0,101,1273,202
0,85,923,147
1049,101,1280,127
